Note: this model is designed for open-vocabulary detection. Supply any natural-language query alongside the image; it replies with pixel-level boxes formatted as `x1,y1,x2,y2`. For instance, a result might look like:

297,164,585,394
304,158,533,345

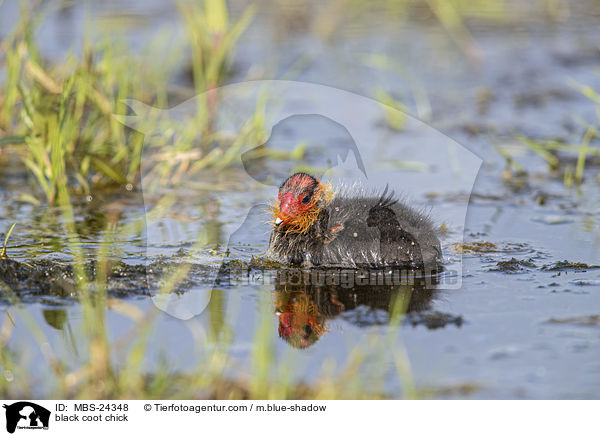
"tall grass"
1,5,161,200
178,0,255,94
0,0,257,204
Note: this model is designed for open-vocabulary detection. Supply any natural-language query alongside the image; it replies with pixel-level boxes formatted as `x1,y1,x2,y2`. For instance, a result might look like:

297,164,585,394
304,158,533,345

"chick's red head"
273,172,330,233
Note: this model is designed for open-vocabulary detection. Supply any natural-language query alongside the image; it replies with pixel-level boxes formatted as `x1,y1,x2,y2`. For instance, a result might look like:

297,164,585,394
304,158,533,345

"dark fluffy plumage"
266,184,442,268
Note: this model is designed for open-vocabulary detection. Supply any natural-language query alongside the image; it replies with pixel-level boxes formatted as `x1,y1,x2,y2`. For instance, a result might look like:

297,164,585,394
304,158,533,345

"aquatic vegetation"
496,131,600,189
374,88,409,131
540,260,600,272
0,1,256,203
406,311,463,329
321,0,572,63
177,0,256,94
489,258,537,274
1,223,16,259
546,314,600,327
497,78,600,189
452,241,497,254
1,8,160,200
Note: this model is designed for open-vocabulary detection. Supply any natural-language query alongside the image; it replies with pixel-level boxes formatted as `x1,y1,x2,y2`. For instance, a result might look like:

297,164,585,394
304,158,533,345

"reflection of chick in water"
275,291,329,349
274,268,438,349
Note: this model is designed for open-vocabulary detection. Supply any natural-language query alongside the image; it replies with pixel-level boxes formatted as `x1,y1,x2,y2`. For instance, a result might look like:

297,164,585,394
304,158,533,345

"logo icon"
117,80,481,320
3,402,50,434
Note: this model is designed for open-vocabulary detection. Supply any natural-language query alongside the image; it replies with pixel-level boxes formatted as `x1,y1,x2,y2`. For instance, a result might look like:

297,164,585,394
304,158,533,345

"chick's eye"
302,194,311,204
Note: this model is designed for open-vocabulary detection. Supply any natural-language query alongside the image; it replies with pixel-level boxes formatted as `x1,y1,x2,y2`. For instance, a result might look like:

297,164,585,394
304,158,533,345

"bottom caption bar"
0,400,595,435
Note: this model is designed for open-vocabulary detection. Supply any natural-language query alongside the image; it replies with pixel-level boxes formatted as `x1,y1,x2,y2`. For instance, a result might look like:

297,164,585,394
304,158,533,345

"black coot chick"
266,173,442,268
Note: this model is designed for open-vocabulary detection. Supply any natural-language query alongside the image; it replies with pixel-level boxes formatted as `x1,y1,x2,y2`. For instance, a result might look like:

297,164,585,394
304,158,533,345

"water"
1,0,600,398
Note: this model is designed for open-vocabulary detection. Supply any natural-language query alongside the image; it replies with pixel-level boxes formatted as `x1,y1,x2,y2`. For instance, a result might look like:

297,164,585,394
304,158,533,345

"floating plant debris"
489,258,537,273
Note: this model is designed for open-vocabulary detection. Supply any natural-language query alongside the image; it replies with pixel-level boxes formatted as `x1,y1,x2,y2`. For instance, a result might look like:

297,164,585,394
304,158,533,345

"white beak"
275,217,283,225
